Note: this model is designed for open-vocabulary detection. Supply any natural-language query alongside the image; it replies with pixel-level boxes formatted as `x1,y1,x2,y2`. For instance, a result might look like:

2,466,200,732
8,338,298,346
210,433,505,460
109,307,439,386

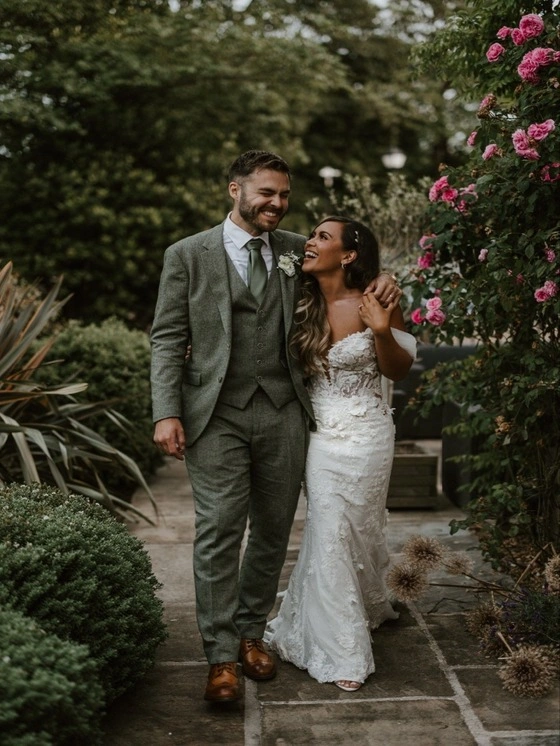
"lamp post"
318,166,342,188
381,148,407,170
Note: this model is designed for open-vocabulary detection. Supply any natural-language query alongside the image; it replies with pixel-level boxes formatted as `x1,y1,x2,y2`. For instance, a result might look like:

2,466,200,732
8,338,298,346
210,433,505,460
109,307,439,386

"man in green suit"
150,150,397,703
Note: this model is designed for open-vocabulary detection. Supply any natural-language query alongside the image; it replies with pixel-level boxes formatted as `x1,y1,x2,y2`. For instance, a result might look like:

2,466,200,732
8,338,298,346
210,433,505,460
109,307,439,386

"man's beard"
238,194,286,233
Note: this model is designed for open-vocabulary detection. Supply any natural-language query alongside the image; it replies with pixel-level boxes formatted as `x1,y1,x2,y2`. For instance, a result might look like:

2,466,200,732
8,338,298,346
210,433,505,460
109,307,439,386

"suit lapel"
200,223,232,337
270,233,297,338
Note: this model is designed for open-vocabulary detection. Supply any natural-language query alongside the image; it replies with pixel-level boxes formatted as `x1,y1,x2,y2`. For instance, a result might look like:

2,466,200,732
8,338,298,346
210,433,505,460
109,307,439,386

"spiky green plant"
0,262,155,520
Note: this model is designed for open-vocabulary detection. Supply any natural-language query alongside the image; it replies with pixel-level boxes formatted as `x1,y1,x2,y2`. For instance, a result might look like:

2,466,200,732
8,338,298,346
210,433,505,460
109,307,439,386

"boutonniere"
277,251,302,277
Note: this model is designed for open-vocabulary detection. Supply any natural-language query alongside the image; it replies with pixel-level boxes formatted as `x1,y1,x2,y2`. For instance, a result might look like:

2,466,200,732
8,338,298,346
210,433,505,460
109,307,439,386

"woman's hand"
358,291,401,334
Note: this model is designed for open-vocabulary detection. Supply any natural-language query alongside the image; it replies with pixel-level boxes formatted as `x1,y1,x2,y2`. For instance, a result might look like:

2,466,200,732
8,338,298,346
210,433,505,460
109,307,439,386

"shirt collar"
225,214,270,250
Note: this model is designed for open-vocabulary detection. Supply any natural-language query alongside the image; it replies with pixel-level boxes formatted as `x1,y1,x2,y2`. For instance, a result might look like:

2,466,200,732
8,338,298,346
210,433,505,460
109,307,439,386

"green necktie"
245,238,268,304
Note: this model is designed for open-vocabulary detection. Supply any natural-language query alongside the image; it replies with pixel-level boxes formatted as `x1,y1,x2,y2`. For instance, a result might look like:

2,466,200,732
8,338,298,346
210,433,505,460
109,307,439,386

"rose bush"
404,1,559,574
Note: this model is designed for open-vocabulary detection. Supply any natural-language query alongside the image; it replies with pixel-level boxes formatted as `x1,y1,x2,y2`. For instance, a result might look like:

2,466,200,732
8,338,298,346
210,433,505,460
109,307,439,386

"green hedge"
0,606,104,746
0,483,167,703
34,317,163,494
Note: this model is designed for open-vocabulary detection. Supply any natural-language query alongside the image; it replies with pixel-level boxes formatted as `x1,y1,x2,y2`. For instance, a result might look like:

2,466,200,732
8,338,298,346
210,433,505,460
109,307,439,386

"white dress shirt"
223,214,273,285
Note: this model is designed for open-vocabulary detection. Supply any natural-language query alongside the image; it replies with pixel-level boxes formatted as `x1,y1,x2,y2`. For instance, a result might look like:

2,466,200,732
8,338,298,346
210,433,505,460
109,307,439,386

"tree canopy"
0,0,465,325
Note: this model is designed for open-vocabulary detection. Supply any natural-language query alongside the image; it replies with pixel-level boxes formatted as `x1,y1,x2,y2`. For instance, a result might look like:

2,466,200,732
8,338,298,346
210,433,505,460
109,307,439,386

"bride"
265,215,416,691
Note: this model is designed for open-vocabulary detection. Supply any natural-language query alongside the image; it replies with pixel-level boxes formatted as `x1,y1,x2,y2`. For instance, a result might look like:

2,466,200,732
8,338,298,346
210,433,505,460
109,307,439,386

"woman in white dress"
265,216,416,691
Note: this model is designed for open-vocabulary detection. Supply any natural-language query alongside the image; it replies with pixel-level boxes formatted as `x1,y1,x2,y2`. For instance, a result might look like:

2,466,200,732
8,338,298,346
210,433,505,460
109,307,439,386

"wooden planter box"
387,441,439,509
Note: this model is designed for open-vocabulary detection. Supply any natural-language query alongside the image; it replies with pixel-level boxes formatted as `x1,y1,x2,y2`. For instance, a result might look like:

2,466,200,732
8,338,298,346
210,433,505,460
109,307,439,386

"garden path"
103,445,560,745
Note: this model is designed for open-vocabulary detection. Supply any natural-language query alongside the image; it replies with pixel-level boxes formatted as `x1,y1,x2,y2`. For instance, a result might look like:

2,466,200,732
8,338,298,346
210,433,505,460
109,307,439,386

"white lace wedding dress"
265,327,416,684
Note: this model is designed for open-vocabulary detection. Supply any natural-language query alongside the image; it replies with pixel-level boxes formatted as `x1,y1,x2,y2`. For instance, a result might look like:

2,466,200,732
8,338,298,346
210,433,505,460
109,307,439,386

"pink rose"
519,147,540,160
482,143,500,160
527,119,555,141
425,309,446,326
496,26,512,39
518,57,540,83
511,28,526,46
512,129,530,151
479,94,496,110
541,163,560,182
429,175,453,202
467,130,478,146
486,43,506,62
478,249,488,262
454,184,477,213
519,13,545,40
417,252,435,270
530,47,555,66
517,48,556,83
440,187,459,203
534,281,558,301
419,234,436,249
477,94,497,117
512,129,540,160
545,248,556,262
410,308,424,325
426,296,442,311
516,274,525,285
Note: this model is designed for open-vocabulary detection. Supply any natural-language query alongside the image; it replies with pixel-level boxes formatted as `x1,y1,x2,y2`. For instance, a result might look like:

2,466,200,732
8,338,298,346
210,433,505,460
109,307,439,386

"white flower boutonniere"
277,251,302,277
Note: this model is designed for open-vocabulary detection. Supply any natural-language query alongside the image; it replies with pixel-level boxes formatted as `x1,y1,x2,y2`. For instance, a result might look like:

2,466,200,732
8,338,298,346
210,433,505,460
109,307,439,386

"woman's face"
302,220,355,276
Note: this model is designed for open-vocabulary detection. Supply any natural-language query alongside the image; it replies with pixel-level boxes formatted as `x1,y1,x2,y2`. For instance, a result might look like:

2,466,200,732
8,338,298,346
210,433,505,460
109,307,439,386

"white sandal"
335,680,362,692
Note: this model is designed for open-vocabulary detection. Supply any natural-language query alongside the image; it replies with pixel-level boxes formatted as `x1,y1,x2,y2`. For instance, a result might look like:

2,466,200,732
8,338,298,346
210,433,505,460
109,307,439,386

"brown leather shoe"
239,638,277,680
204,662,240,702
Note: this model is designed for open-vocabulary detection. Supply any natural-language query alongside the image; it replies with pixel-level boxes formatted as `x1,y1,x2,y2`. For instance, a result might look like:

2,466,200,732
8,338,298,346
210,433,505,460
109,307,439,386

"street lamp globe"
381,148,407,170
318,166,342,187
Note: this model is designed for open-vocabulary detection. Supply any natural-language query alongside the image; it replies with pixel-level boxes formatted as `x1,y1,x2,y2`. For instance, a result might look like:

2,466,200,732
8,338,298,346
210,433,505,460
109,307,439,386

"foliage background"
403,0,560,571
0,483,167,703
33,316,162,492
0,0,468,327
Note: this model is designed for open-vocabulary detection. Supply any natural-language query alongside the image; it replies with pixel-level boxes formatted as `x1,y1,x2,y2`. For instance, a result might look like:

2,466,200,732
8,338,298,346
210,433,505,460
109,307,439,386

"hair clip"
354,230,359,244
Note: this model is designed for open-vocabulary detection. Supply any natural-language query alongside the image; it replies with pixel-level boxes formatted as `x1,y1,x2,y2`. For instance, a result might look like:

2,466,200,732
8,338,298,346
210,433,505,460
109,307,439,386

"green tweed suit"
150,222,314,662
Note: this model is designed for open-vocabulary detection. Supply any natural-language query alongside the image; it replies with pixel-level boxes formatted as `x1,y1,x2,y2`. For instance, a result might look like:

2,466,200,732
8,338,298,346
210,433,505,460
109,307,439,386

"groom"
150,150,397,703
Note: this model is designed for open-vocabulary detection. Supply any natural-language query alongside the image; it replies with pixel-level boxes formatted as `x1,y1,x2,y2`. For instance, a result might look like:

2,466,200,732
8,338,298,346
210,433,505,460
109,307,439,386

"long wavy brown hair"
291,216,380,377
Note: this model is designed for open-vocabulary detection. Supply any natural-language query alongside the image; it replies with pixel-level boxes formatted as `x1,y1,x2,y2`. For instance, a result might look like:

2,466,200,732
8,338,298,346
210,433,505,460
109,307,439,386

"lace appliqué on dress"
265,328,399,684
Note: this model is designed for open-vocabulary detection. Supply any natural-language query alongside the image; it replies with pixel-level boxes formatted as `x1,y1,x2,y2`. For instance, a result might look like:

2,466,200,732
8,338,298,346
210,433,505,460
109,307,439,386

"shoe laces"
213,662,236,676
243,638,266,652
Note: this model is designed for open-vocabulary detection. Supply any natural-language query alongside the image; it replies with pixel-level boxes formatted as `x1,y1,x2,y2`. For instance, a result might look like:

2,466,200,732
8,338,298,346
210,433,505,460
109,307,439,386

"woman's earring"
341,262,346,269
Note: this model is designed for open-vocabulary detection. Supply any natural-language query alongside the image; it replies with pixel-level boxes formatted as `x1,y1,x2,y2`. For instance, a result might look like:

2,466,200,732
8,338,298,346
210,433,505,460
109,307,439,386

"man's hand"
363,272,401,308
153,417,186,460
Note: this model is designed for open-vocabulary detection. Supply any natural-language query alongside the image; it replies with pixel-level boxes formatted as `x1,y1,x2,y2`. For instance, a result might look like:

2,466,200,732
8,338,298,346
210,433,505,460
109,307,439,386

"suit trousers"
185,388,308,663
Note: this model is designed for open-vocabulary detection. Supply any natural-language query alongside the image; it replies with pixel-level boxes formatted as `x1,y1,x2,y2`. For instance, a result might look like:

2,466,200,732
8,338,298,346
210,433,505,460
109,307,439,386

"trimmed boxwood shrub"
0,483,167,703
0,606,104,746
34,317,163,495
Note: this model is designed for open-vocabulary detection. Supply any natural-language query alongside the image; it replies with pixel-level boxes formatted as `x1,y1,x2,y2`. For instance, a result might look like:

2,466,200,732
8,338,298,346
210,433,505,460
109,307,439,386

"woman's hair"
291,216,380,377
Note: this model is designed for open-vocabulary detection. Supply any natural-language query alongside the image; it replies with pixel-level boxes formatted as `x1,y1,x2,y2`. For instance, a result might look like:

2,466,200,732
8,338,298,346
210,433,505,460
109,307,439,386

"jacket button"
218,377,223,382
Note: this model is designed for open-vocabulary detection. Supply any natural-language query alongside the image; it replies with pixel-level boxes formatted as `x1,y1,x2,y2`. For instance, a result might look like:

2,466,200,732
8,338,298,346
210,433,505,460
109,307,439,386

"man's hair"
227,150,291,183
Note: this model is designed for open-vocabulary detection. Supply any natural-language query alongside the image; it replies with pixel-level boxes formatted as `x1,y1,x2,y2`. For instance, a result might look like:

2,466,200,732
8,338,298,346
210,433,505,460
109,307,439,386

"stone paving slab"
102,453,560,746
144,543,194,604
490,736,560,746
424,614,489,666
260,699,478,746
103,664,246,746
455,668,560,731
258,620,455,701
158,603,205,662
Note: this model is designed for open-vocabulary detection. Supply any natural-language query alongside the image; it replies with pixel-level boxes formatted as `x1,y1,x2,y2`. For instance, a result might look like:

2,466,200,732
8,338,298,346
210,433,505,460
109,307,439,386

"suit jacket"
150,222,314,445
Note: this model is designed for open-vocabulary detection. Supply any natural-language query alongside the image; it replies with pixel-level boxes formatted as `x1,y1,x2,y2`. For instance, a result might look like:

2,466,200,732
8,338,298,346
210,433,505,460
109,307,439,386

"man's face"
229,168,290,235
